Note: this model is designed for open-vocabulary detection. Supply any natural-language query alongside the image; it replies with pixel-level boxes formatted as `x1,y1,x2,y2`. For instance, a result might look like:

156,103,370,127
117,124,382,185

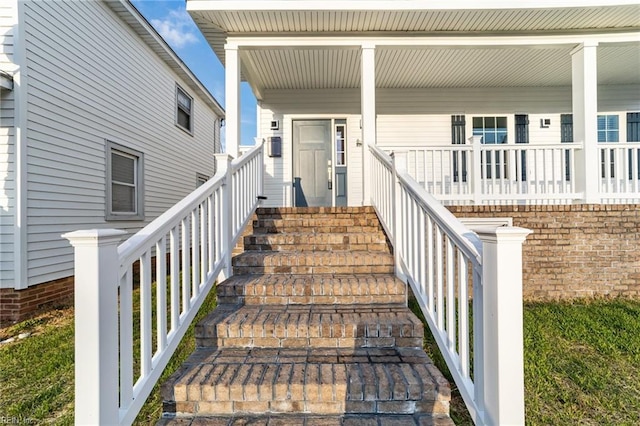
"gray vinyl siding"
0,0,17,288
22,1,218,287
259,85,640,208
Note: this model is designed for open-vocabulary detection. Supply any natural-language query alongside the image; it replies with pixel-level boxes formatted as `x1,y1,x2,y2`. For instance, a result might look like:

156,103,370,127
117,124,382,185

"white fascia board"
227,31,640,48
188,0,639,11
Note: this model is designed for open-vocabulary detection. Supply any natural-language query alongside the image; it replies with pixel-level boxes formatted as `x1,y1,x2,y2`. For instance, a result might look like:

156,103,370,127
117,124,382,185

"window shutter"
561,114,573,143
451,115,466,144
627,112,640,142
515,114,529,144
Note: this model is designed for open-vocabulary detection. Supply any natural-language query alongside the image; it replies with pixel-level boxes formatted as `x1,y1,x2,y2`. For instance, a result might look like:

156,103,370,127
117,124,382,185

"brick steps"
195,303,423,349
216,274,406,306
232,251,394,275
161,206,452,423
162,348,450,417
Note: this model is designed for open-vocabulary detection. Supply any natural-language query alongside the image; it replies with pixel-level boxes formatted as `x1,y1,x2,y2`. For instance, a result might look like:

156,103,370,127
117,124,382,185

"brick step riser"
198,320,423,348
252,226,384,235
244,243,389,252
232,265,395,275
174,399,449,416
232,253,394,268
198,336,424,349
217,294,406,305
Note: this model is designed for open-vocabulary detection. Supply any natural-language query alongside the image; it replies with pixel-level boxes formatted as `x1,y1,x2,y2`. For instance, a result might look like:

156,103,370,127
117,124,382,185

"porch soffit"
236,44,639,95
187,2,640,96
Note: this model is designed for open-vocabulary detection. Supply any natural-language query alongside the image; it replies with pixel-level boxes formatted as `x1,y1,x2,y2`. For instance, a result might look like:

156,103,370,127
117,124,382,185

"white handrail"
64,142,264,426
369,144,531,426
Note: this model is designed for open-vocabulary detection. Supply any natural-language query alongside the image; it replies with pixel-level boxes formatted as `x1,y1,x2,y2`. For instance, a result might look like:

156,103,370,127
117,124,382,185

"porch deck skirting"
448,204,640,300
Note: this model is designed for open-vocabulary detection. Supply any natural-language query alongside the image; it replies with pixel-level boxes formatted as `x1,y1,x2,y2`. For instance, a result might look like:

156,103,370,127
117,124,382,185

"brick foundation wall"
0,276,74,326
448,204,640,300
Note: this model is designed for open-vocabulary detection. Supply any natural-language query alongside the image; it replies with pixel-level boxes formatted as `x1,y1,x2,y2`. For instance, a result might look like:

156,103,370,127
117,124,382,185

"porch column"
571,41,599,203
361,43,376,206
225,43,241,159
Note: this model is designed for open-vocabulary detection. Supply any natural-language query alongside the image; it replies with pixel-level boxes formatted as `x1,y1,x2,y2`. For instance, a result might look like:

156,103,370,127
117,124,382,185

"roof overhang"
187,1,640,100
106,0,224,117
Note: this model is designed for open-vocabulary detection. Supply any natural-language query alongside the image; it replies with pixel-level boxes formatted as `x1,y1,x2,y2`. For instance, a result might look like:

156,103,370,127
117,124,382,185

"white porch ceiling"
187,2,640,98
239,44,639,94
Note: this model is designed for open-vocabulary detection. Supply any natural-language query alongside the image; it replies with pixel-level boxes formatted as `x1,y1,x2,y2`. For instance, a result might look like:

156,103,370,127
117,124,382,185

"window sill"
106,213,145,221
176,123,194,136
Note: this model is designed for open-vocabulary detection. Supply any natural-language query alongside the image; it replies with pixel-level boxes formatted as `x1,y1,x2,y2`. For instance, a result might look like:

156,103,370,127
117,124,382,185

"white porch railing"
599,142,640,202
380,138,640,205
63,143,263,425
369,144,531,426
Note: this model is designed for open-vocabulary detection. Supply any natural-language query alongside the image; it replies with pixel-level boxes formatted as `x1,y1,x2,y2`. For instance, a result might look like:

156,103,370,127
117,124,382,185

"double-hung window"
473,116,508,179
106,141,144,220
598,114,619,178
176,85,193,134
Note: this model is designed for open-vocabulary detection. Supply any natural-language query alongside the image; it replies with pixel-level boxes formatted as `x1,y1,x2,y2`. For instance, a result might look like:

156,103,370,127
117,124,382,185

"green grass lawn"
1,296,639,425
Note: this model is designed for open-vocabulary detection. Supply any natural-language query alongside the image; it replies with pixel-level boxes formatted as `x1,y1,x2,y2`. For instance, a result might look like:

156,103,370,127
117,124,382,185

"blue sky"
131,0,257,147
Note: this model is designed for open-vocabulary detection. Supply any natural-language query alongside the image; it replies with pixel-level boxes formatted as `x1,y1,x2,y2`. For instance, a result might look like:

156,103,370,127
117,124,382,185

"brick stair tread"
157,413,455,425
162,347,451,416
196,303,423,348
216,274,406,305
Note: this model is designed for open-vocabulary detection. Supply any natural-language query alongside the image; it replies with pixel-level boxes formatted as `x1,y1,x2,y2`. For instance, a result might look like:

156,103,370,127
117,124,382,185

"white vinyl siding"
21,1,218,287
0,0,17,288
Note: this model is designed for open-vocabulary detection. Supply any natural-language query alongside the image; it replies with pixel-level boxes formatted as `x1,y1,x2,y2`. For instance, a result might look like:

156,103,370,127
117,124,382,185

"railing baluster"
201,201,207,286
458,251,469,377
181,216,191,312
170,226,180,331
427,215,434,314
120,266,134,409
156,236,167,353
448,238,455,336
192,209,200,299
436,227,444,329
140,251,152,379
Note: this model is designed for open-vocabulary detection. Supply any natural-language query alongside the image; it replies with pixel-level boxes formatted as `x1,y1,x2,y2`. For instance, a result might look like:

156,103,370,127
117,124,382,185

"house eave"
187,0,640,12
104,0,225,118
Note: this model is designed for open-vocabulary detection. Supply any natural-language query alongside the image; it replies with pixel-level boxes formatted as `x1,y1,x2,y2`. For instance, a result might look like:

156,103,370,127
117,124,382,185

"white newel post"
470,136,483,205
475,226,531,426
215,153,233,281
63,229,127,425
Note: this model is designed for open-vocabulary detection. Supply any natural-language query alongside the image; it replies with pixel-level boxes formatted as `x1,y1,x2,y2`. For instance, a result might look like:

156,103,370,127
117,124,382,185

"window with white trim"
106,141,144,220
473,116,508,179
176,85,193,134
598,115,619,178
598,115,619,143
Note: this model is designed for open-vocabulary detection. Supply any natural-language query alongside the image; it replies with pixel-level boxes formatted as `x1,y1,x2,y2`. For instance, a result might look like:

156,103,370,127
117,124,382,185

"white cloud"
151,10,198,49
